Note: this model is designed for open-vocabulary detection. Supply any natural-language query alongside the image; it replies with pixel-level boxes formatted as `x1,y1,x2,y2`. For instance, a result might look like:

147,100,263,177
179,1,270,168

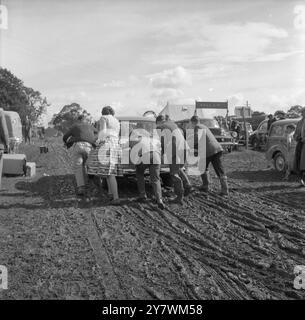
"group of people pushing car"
63,106,229,209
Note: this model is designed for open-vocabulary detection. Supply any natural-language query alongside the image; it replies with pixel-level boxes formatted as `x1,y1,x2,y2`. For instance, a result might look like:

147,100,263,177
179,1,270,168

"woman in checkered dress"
87,106,122,204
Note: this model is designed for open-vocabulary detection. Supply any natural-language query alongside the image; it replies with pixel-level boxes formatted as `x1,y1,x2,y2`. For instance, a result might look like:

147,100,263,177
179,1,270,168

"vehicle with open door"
265,118,300,172
1,109,23,153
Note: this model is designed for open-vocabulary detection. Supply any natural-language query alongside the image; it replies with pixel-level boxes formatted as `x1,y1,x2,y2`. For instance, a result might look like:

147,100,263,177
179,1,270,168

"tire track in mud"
99,181,304,299
185,180,305,299
46,142,126,299
28,142,305,299
91,199,250,299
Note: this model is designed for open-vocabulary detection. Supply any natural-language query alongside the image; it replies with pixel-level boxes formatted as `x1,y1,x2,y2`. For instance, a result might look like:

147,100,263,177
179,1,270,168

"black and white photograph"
1,0,305,308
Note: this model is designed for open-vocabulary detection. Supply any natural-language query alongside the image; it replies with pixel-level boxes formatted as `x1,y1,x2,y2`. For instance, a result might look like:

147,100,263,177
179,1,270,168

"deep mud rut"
1,139,305,299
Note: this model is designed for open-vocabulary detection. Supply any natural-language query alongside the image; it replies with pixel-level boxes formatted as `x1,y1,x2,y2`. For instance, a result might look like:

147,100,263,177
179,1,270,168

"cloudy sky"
1,0,305,121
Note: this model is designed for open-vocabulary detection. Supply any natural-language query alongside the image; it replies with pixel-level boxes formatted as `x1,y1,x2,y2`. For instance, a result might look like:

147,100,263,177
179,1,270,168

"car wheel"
161,172,172,187
274,153,286,172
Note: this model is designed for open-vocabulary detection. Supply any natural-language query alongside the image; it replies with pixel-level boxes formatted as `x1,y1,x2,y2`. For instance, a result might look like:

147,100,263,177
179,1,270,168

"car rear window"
120,120,156,135
270,124,284,137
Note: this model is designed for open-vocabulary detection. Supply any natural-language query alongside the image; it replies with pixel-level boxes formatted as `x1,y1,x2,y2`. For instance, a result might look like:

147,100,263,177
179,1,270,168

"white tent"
159,102,227,121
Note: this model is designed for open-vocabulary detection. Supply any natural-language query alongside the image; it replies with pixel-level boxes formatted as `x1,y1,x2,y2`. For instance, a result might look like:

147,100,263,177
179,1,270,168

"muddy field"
1,138,305,300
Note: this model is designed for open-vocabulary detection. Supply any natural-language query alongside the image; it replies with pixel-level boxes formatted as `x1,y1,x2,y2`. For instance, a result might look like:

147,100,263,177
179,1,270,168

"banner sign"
195,101,228,109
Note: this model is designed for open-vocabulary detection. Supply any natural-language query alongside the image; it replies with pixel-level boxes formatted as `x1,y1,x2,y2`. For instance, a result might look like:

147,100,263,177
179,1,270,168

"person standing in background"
0,108,9,190
267,114,276,132
293,108,305,186
283,124,296,180
23,115,32,144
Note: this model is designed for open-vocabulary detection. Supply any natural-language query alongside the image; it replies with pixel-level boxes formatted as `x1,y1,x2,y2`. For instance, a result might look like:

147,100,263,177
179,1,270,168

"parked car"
249,119,268,150
2,110,23,153
237,122,253,145
265,118,301,172
117,116,171,184
176,118,236,152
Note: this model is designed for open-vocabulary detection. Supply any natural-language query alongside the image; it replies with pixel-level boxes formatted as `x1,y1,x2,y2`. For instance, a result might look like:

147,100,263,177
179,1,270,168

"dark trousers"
205,152,225,177
24,130,31,144
136,153,162,201
294,141,304,178
170,163,191,198
0,150,3,189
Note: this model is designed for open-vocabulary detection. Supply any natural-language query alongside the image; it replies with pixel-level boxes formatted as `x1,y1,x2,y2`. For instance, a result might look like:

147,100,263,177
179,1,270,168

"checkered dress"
87,136,123,177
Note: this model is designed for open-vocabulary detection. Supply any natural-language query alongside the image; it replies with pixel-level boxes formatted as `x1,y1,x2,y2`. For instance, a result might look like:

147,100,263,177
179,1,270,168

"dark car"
249,119,268,150
265,118,300,172
176,118,236,152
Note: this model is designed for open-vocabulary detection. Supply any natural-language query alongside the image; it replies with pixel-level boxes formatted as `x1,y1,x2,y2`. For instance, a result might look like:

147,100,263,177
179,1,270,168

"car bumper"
121,164,170,176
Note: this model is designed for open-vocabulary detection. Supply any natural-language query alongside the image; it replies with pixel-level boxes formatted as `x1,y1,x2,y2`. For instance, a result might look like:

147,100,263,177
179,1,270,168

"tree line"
0,67,92,133
0,67,49,125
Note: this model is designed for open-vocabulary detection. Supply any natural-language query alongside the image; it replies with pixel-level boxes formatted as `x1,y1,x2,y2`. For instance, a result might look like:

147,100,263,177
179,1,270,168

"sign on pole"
235,106,252,118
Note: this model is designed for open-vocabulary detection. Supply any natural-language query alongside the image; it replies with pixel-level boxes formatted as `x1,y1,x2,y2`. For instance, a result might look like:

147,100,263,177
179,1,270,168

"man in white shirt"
132,133,165,209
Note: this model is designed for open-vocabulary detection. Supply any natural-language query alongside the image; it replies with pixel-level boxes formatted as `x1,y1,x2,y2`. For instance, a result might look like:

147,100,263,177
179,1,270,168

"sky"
1,0,305,123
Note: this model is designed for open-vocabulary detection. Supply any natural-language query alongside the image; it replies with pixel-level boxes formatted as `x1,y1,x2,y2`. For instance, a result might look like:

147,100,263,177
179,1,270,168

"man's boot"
157,199,166,210
219,175,229,196
200,171,210,192
170,196,184,205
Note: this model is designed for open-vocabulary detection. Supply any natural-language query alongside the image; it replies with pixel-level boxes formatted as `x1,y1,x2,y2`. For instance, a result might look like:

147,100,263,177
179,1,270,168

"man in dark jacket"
156,115,192,204
0,108,9,190
63,115,97,196
190,115,229,195
267,114,276,132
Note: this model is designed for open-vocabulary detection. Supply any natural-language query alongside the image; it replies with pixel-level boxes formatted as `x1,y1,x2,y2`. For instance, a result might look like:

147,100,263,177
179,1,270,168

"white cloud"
265,89,305,111
148,66,192,107
151,88,184,102
125,90,136,98
253,50,305,62
227,93,246,113
148,20,289,66
110,101,127,115
149,66,192,89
